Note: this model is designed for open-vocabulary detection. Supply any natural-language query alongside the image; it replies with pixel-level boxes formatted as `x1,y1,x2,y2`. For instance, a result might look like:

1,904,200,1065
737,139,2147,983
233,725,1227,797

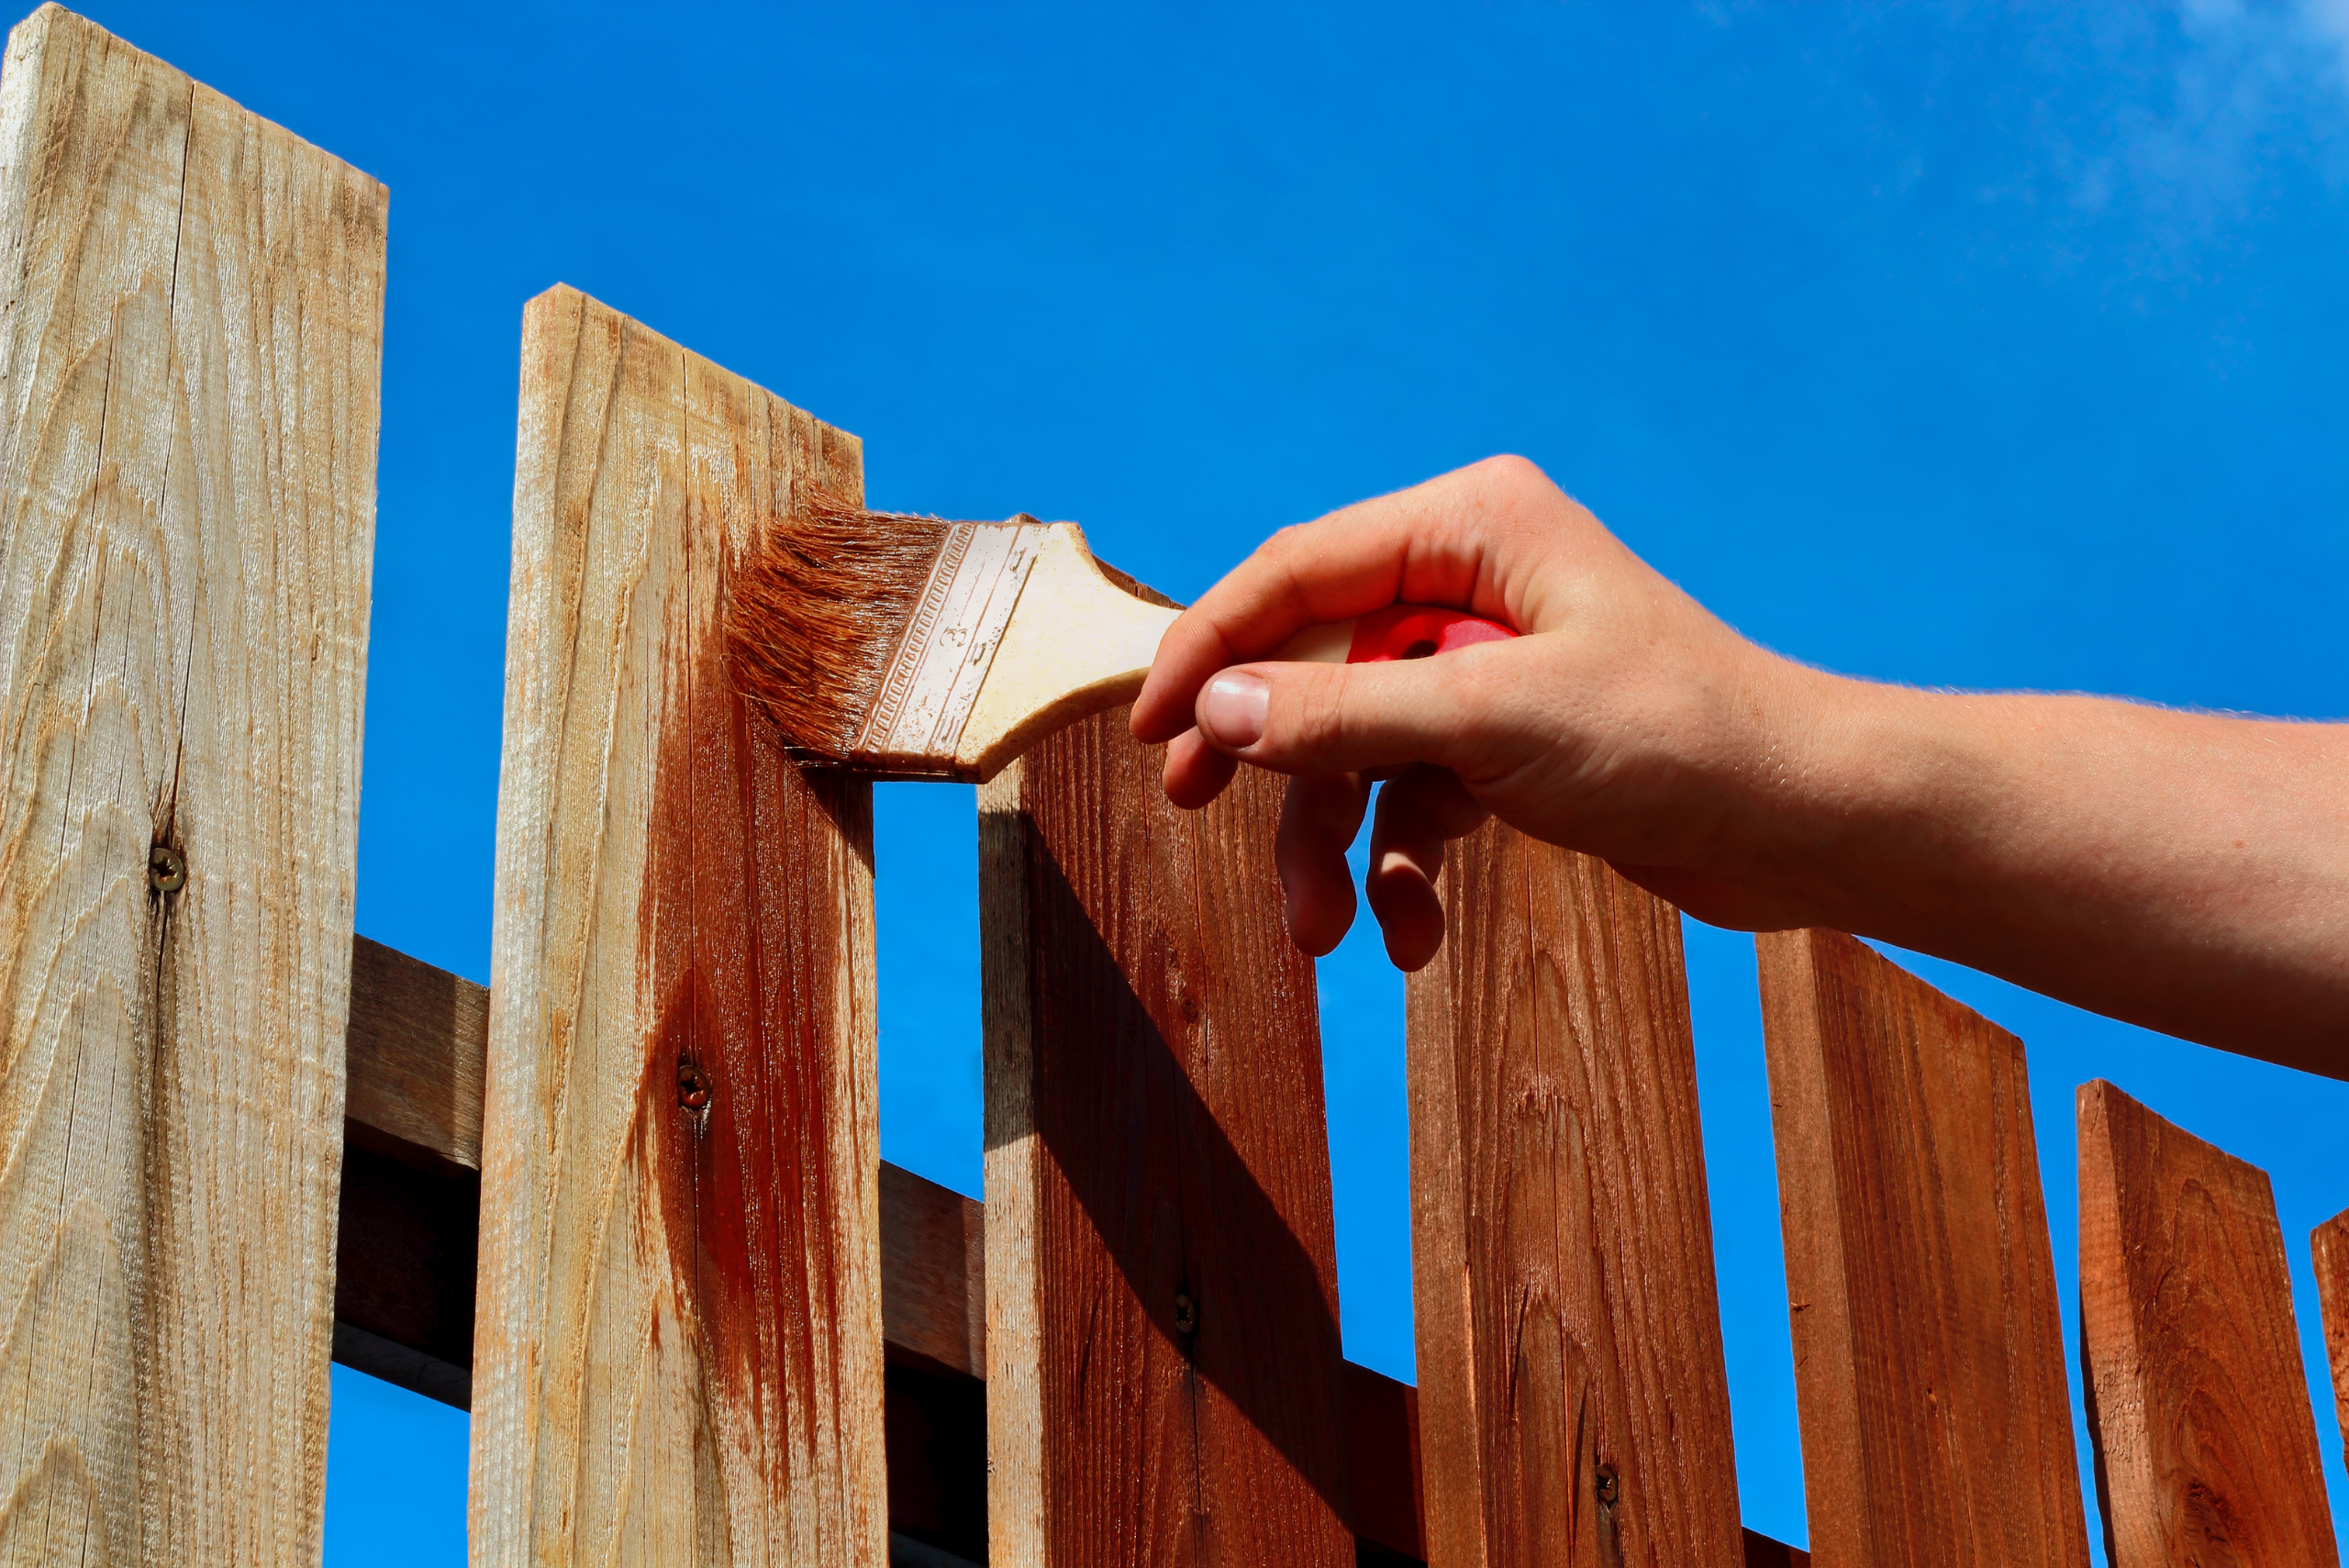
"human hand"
1130,455,1824,969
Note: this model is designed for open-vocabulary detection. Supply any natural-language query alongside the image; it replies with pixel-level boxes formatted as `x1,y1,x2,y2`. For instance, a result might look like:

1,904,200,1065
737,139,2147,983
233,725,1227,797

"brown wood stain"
986,711,1355,1566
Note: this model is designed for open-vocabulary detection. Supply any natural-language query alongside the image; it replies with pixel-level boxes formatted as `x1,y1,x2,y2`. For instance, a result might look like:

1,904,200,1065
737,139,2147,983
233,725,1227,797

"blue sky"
57,1,2349,1558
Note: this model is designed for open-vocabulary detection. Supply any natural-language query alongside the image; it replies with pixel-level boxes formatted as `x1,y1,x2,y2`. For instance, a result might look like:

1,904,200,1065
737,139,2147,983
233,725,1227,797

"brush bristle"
728,489,949,758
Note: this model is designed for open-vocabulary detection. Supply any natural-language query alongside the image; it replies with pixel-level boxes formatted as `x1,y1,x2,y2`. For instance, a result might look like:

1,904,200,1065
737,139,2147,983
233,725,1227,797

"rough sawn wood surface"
0,6,385,1562
2077,1079,2339,1568
1406,824,1742,1568
980,708,1355,1567
1757,929,2089,1568
471,284,885,1567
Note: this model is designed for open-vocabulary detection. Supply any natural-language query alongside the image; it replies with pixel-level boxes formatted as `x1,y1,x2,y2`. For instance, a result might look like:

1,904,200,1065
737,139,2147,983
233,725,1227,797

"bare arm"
1130,456,2349,1073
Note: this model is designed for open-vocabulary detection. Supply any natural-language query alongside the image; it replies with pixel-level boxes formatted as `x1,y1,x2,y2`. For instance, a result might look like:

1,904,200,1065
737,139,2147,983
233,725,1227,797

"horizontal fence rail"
2,10,2346,1568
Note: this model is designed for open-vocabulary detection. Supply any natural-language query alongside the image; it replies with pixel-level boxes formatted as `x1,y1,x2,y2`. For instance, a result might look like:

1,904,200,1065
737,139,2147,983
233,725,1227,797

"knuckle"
1474,452,1550,493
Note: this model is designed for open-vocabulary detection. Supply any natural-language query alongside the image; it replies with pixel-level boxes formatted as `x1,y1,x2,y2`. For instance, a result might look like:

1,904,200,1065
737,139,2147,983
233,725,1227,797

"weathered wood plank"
470,285,883,1566
1406,823,1741,1567
2317,1207,2349,1475
2076,1080,2339,1566
0,6,384,1562
1756,929,2088,1567
979,709,1354,1566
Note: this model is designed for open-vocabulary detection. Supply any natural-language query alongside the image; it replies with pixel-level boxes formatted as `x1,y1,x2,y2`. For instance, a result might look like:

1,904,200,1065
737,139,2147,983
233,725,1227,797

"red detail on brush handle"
1345,604,1517,663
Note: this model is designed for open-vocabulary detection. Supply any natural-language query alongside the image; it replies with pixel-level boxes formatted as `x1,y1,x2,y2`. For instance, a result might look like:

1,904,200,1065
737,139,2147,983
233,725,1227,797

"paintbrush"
728,491,1516,782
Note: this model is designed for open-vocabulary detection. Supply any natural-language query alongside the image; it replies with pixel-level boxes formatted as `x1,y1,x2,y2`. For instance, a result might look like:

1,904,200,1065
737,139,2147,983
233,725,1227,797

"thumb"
1194,654,1482,778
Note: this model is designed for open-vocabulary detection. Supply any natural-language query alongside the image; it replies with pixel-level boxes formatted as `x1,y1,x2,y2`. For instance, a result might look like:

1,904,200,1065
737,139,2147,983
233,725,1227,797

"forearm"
1769,673,2349,1068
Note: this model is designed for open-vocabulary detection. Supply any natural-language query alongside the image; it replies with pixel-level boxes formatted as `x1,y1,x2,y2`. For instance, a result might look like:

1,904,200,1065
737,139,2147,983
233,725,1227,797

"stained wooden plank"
470,285,883,1565
2317,1208,2349,1475
980,708,1354,1566
0,6,384,1562
1405,823,1741,1567
2076,1080,2338,1565
1756,929,2088,1567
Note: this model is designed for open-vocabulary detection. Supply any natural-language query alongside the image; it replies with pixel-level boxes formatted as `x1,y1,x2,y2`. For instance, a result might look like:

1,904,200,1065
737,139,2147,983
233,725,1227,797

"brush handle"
1271,604,1519,663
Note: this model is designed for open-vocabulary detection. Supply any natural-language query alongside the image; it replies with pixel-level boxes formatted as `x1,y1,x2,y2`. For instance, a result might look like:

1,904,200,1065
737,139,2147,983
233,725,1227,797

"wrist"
1742,665,1988,934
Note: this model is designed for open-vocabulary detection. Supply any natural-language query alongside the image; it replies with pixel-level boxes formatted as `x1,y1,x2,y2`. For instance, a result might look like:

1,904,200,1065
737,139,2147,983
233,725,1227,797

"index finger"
1130,455,1561,743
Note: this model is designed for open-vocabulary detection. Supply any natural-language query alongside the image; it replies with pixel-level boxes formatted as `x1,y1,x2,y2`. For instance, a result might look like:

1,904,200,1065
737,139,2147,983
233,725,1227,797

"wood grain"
0,6,384,1562
349,933,487,1168
2317,1208,2349,1476
1405,823,1741,1567
2076,1080,2339,1566
470,285,884,1566
1756,929,2089,1568
980,710,1354,1567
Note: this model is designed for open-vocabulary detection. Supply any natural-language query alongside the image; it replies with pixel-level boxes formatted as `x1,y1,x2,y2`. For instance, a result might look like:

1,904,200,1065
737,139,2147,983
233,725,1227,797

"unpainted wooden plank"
470,285,884,1566
980,710,1354,1566
0,6,384,1562
2076,1080,2339,1566
2317,1208,2349,1476
1756,929,2089,1567
1405,823,1741,1567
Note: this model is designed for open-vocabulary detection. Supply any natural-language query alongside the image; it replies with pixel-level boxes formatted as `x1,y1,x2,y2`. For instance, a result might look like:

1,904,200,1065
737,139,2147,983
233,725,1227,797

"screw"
1594,1466,1619,1507
1172,1292,1197,1335
677,1061,712,1111
149,845,185,894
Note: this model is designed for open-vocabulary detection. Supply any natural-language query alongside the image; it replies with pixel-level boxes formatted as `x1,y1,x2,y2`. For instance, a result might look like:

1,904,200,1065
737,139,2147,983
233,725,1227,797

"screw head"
1172,1292,1197,1335
677,1062,712,1111
1594,1466,1619,1506
149,845,185,893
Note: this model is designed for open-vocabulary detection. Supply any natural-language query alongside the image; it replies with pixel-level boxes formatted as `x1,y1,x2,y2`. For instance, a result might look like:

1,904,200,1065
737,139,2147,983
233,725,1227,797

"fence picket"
979,707,1355,1566
470,285,885,1565
0,6,385,1560
1406,826,1742,1566
1757,929,2089,1566
2317,1208,2349,1475
2076,1080,2339,1564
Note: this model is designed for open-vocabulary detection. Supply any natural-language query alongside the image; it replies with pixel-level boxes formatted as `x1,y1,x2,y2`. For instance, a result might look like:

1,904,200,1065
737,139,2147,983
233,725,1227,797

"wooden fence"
0,8,2343,1565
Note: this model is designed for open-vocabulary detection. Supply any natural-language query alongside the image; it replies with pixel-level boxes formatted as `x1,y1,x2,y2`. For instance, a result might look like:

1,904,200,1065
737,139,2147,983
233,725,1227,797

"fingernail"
1199,672,1269,749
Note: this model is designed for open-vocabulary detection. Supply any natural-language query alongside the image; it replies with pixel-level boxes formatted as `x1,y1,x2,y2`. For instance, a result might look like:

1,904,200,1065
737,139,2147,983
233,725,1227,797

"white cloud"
2303,0,2349,85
